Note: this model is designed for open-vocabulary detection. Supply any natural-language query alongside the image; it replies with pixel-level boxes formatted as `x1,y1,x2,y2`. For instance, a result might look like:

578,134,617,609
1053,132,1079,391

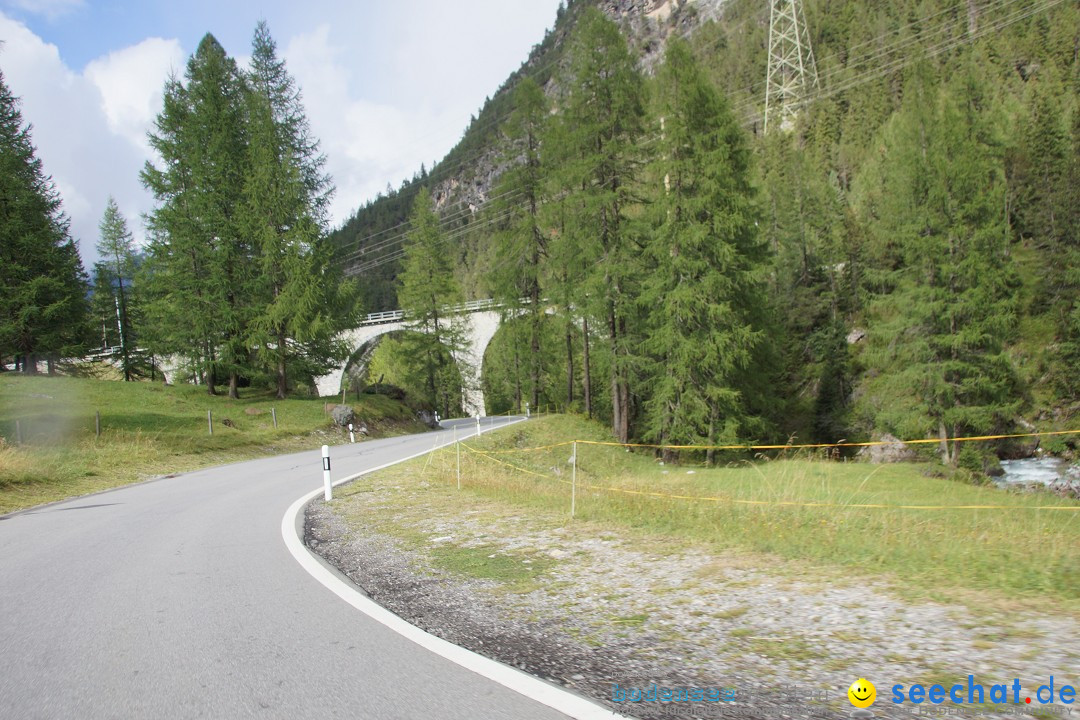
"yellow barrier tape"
467,440,576,455
460,443,557,480
457,441,1080,512
575,482,1080,511
570,428,1080,452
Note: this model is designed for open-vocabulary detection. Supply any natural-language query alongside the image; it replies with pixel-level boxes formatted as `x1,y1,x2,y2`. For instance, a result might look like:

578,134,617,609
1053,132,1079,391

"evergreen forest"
3,0,1078,469
331,0,1080,466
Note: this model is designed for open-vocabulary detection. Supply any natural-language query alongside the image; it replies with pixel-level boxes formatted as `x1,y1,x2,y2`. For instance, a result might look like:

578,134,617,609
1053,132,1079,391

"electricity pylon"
764,0,819,134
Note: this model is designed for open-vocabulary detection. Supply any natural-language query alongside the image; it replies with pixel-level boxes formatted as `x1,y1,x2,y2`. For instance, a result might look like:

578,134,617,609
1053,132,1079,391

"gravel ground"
305,485,1078,720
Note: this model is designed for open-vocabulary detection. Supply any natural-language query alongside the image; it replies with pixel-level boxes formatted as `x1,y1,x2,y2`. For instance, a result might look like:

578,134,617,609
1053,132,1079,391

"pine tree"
397,188,467,416
242,22,350,399
759,129,854,442
95,197,139,380
0,68,90,372
488,77,549,411
1014,86,1069,253
555,7,647,443
141,35,251,396
641,38,771,453
544,185,587,414
89,263,120,352
1051,107,1080,400
856,65,1020,463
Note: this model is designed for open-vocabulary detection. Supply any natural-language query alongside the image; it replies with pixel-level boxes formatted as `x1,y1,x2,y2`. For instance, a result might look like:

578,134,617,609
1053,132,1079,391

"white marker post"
476,414,482,436
525,402,530,419
348,423,355,443
321,445,332,501
454,423,461,490
571,441,577,518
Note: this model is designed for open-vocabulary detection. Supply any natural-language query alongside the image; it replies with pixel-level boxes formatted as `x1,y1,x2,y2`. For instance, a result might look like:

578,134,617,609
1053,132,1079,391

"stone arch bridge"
315,299,502,416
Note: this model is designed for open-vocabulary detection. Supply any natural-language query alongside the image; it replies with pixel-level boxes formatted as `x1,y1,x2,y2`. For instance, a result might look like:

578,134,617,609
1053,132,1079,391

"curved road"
0,418,608,719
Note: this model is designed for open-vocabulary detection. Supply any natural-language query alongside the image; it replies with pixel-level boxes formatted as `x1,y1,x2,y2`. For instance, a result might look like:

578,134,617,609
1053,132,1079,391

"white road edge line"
281,418,628,720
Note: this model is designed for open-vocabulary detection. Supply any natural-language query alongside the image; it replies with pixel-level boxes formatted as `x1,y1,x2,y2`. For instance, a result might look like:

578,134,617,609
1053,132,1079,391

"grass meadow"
0,373,424,514
336,414,1080,610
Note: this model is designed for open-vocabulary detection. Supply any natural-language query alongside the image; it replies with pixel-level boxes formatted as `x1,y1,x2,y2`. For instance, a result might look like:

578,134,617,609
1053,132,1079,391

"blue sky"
0,0,564,267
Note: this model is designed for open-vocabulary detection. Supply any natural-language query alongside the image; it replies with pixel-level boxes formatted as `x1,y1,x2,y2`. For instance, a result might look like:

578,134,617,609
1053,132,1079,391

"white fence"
359,298,502,326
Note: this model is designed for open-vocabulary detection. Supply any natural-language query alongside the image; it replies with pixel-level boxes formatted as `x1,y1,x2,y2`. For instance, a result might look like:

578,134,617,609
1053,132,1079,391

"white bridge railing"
359,297,501,326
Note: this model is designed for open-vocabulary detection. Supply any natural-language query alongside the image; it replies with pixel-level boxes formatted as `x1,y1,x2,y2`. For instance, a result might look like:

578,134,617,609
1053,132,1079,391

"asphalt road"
0,417,589,720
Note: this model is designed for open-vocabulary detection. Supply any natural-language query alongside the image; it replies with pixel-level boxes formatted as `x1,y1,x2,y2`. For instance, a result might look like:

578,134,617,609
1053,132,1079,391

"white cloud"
0,12,166,267
284,24,465,227
84,37,184,157
2,0,83,20
0,1,565,275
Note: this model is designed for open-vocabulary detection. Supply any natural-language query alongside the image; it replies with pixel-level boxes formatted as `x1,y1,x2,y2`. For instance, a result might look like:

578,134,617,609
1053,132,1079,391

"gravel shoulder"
305,468,1079,720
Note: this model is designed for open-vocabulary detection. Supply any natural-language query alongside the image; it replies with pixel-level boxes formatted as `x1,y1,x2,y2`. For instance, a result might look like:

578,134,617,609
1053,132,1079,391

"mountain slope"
328,0,1080,445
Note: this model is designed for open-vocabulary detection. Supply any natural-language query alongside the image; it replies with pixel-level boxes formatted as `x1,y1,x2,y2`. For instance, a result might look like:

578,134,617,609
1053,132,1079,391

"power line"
340,0,1064,280
730,0,1060,125
334,186,525,265
343,202,527,277
344,0,1030,260
331,0,747,258
764,0,819,134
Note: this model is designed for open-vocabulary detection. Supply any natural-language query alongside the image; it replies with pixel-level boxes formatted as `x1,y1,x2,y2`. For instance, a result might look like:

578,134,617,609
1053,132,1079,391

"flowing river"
997,456,1079,487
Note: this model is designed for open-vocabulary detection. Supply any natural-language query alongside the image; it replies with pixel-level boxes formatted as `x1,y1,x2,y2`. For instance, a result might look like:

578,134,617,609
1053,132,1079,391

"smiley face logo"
848,678,876,708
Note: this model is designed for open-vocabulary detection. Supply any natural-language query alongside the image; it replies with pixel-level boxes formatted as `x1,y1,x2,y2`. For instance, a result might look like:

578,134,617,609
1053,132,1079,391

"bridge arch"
315,304,503,417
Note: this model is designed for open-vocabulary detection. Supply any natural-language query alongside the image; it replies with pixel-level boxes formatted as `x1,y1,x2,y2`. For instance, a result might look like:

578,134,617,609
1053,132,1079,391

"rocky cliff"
328,0,732,309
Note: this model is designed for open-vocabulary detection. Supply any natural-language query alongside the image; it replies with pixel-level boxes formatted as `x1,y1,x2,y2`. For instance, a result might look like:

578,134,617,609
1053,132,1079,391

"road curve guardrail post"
322,445,332,501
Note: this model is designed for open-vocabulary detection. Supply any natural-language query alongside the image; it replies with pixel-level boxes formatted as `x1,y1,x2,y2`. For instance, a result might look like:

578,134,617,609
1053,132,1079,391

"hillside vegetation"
331,0,1080,463
0,374,426,514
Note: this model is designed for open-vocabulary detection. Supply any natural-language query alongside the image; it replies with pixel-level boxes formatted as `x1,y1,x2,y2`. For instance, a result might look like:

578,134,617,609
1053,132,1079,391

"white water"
997,457,1078,486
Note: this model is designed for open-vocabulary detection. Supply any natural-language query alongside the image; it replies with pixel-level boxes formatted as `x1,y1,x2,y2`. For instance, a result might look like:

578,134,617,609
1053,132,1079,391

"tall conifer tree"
0,68,89,372
397,188,467,416
556,7,646,443
489,77,549,411
641,39,771,453
242,22,350,399
95,197,139,380
857,64,1020,463
142,35,251,396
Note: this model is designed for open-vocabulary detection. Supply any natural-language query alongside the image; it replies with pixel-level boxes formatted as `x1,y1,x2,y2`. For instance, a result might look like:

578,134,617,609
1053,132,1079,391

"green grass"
713,606,749,620
427,544,553,591
0,373,427,513
337,414,1080,610
610,612,650,627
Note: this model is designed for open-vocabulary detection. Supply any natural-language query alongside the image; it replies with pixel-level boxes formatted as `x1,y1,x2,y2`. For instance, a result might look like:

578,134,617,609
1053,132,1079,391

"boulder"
330,405,355,427
858,433,916,463
1047,477,1080,499
846,328,867,345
